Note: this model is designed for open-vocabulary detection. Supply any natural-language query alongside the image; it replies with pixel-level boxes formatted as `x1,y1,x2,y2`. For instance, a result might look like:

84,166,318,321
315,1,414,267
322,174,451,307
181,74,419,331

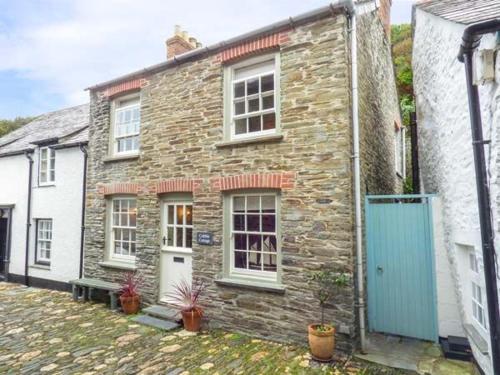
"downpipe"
79,144,88,279
347,2,366,352
24,151,34,286
458,20,500,375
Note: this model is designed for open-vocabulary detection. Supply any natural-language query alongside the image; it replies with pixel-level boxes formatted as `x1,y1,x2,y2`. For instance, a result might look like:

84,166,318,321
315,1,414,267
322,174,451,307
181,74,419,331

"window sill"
215,277,285,294
37,184,56,188
30,263,50,270
215,134,283,149
464,323,489,354
103,154,140,163
98,260,137,271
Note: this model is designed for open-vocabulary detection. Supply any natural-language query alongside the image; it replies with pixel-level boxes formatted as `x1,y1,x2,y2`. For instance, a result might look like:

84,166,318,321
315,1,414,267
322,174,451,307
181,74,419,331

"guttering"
24,151,34,286
346,0,366,352
52,141,88,151
86,1,354,91
78,144,88,278
0,148,34,158
457,19,500,375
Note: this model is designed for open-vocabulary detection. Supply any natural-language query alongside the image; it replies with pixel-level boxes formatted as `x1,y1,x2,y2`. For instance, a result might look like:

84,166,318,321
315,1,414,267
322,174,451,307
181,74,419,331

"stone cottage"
413,0,500,373
0,105,88,289
83,1,402,350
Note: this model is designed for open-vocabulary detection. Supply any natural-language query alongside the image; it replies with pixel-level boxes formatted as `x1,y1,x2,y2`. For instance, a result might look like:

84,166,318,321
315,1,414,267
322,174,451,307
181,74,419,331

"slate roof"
0,104,89,156
416,0,500,24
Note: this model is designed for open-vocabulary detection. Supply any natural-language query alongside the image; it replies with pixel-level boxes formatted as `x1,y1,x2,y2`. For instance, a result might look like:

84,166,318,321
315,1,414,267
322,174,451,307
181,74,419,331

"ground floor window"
36,219,52,264
109,197,137,262
227,192,279,281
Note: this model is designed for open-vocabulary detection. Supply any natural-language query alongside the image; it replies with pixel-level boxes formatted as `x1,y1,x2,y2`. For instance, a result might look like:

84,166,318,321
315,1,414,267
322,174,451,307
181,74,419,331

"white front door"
159,199,193,303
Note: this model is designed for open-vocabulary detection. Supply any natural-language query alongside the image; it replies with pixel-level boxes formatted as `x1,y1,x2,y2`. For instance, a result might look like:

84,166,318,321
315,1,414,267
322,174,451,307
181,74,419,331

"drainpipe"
458,20,500,375
24,151,34,286
346,1,366,352
78,144,88,279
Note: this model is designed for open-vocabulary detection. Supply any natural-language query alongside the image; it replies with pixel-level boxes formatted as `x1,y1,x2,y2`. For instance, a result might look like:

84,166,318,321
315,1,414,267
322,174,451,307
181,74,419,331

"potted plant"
167,278,206,332
119,272,142,315
307,269,349,361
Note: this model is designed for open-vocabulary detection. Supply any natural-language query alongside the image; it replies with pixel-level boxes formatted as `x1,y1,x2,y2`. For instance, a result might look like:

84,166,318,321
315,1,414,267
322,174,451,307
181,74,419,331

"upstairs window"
39,147,55,185
225,54,279,140
113,95,140,155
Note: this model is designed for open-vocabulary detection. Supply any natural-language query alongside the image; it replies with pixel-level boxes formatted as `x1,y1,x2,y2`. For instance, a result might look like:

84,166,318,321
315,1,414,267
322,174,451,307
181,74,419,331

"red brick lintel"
99,183,141,196
218,31,290,63
98,173,296,196
211,173,296,192
156,179,203,194
103,78,148,98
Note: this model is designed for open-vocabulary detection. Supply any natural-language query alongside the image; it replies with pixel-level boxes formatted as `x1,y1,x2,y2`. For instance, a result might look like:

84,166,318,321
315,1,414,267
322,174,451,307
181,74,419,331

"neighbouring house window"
112,95,140,155
229,193,279,280
164,202,193,249
472,281,486,329
395,126,405,177
225,54,279,140
469,252,487,330
39,147,55,185
109,197,137,262
36,219,52,264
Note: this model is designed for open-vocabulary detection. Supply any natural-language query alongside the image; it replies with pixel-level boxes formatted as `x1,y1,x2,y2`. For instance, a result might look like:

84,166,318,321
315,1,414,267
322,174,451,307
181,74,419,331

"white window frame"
469,252,488,331
36,219,52,264
39,146,55,185
225,191,280,282
224,53,280,141
395,126,405,177
162,200,193,254
107,197,137,263
110,93,141,156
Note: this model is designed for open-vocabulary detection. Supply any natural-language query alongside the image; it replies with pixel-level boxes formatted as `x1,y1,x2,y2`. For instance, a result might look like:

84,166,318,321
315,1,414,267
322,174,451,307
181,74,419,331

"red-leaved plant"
119,272,143,298
167,278,206,315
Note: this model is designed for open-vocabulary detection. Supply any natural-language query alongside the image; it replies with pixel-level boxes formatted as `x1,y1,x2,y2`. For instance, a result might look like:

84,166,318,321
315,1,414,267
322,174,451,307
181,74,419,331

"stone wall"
85,8,401,351
357,10,403,196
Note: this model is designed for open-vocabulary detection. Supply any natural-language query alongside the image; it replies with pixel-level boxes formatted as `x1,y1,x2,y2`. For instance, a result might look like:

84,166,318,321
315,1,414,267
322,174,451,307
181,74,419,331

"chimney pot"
174,24,181,36
166,25,200,59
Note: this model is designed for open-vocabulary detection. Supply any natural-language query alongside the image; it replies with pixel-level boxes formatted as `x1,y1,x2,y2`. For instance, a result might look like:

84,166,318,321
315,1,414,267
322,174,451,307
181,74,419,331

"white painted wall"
0,147,85,284
413,9,500,375
432,197,464,338
0,154,30,276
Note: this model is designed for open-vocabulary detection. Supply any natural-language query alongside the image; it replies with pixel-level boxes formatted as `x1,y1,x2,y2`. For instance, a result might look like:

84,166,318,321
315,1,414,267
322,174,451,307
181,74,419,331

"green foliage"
403,177,413,194
391,24,414,127
307,269,349,326
0,117,33,138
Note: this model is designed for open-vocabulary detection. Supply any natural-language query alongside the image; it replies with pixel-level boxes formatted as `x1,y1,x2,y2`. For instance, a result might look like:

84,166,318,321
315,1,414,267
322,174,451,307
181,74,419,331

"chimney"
165,25,201,59
378,0,392,40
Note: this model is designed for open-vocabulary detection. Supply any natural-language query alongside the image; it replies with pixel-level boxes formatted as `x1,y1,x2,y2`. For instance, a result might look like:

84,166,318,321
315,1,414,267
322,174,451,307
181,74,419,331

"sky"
0,0,414,119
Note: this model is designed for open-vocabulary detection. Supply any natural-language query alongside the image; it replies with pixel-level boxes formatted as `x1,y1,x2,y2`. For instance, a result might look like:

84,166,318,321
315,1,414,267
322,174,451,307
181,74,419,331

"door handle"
376,265,384,273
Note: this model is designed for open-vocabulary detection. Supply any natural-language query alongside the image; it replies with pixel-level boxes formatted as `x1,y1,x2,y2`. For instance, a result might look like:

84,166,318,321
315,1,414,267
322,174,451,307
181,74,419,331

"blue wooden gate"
366,195,438,342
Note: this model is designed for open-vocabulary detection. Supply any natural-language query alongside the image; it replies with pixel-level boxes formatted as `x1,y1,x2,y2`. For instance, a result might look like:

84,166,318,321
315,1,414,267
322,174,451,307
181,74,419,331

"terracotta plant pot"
181,309,203,332
308,324,335,361
120,295,140,315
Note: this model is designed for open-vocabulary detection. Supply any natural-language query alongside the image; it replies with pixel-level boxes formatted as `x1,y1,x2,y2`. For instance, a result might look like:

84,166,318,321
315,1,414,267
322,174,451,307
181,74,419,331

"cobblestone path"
0,282,405,374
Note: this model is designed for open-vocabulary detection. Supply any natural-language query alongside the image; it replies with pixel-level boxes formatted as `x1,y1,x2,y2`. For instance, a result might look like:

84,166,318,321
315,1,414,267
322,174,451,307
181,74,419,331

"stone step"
132,315,180,331
143,305,179,321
